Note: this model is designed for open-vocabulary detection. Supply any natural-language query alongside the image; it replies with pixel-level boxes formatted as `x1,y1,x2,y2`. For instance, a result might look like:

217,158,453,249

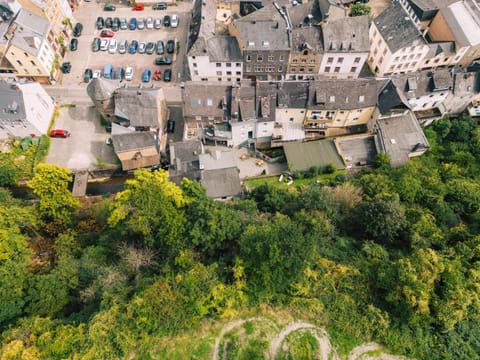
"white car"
146,17,154,29
171,14,179,28
125,66,133,81
108,39,118,54
137,18,145,30
92,70,102,79
154,18,161,29
138,42,146,54
100,38,109,51
119,39,128,54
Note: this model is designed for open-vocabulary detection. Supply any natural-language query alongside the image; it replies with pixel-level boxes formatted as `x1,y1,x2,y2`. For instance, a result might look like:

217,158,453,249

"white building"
320,15,370,79
368,2,429,76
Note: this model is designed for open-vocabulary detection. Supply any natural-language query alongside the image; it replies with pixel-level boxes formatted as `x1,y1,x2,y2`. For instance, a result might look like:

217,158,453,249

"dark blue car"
142,69,151,82
129,17,137,30
129,40,138,54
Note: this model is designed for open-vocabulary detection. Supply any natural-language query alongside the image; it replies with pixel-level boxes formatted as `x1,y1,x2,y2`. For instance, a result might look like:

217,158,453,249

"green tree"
0,162,20,186
28,164,80,231
350,3,371,17
239,214,314,299
108,169,186,255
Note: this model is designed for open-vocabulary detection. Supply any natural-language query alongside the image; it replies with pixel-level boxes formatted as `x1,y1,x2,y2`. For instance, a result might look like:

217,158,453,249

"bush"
323,163,336,174
292,171,304,180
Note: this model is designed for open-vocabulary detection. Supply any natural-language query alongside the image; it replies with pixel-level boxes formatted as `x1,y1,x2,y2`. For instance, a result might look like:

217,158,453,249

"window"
227,78,231,81
24,52,28,57
329,96,335,102
218,78,222,82
327,57,334,64
193,63,197,67
394,57,400,62
308,67,313,72
257,54,263,62
236,71,241,75
279,55,285,61
301,59,307,63
350,67,357,72
354,57,361,63
268,55,275,62
236,62,241,67
194,70,199,75
334,67,340,73
226,62,232,67
216,63,221,67
246,65,251,72
291,67,296,72
278,65,283,72
337,57,344,63
16,60,22,66
192,56,196,59
324,66,331,72
226,71,232,75
292,59,298,63
196,116,202,120
383,48,387,55
299,67,305,72
246,55,251,62
236,78,241,82
401,55,407,60
216,71,222,75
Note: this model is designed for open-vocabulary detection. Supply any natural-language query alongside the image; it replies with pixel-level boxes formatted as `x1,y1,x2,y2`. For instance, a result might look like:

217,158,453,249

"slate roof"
10,9,50,56
288,0,322,27
277,81,309,108
0,81,26,121
323,15,369,53
86,78,118,101
391,68,453,98
189,36,242,61
291,27,323,53
407,0,439,21
201,167,242,198
284,139,345,171
309,79,378,110
111,131,157,153
374,2,426,53
233,84,256,120
199,150,237,170
114,87,163,128
168,140,203,185
378,79,411,114
375,111,429,167
233,3,290,51
183,83,231,118
425,42,455,58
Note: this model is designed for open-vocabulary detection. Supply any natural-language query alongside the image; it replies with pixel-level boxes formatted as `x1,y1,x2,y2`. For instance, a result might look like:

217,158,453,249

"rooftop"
183,83,231,118
284,139,345,171
189,36,242,61
114,87,164,128
374,2,426,53
391,68,453,98
441,0,480,47
323,15,370,53
200,167,242,198
277,81,309,108
0,81,26,121
199,150,237,171
10,8,50,56
375,110,429,166
87,78,118,101
111,131,158,153
168,140,203,185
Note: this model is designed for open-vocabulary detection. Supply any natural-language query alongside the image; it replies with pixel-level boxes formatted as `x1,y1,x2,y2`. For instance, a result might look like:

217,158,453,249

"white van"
108,39,118,54
125,66,133,81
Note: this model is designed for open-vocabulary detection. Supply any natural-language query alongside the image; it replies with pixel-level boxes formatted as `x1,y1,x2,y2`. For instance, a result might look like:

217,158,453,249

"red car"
132,3,144,10
50,129,70,138
100,29,114,38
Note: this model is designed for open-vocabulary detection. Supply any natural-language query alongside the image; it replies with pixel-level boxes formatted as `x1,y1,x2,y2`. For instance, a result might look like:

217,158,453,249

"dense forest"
1,114,480,359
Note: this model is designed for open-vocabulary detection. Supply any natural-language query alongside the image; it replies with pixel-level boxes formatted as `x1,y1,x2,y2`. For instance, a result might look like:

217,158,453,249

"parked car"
146,42,155,54
105,17,113,28
73,23,83,36
142,69,151,82
113,67,124,80
70,38,78,51
120,18,128,30
146,17,154,29
112,17,120,32
119,39,128,54
92,70,102,79
61,62,71,74
50,129,70,138
153,2,167,10
103,64,113,79
132,3,144,10
167,119,175,133
100,29,114,37
166,39,175,54
129,40,138,54
100,38,110,51
138,42,146,53
96,16,104,30
171,14,179,28
84,68,93,83
129,17,137,30
163,68,172,81
156,40,164,55
103,4,116,11
155,57,172,65
125,66,133,81
154,18,161,29
108,39,118,53
163,15,170,27
137,17,145,30
92,37,101,52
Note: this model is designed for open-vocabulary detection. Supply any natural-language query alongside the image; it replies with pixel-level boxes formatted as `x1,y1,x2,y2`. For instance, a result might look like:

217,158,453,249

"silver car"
138,42,146,54
154,18,161,29
119,39,128,54
137,18,145,30
146,17,154,29
120,18,128,30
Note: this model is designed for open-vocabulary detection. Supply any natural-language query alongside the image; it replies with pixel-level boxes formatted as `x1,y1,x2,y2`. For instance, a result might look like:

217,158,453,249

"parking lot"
61,1,193,87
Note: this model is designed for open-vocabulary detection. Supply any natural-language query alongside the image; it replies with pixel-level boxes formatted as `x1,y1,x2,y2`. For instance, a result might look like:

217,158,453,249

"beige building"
427,0,480,67
305,79,378,138
5,8,56,81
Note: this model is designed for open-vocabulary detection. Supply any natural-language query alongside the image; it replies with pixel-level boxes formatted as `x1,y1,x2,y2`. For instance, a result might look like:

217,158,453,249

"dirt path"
268,322,339,360
348,342,409,360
